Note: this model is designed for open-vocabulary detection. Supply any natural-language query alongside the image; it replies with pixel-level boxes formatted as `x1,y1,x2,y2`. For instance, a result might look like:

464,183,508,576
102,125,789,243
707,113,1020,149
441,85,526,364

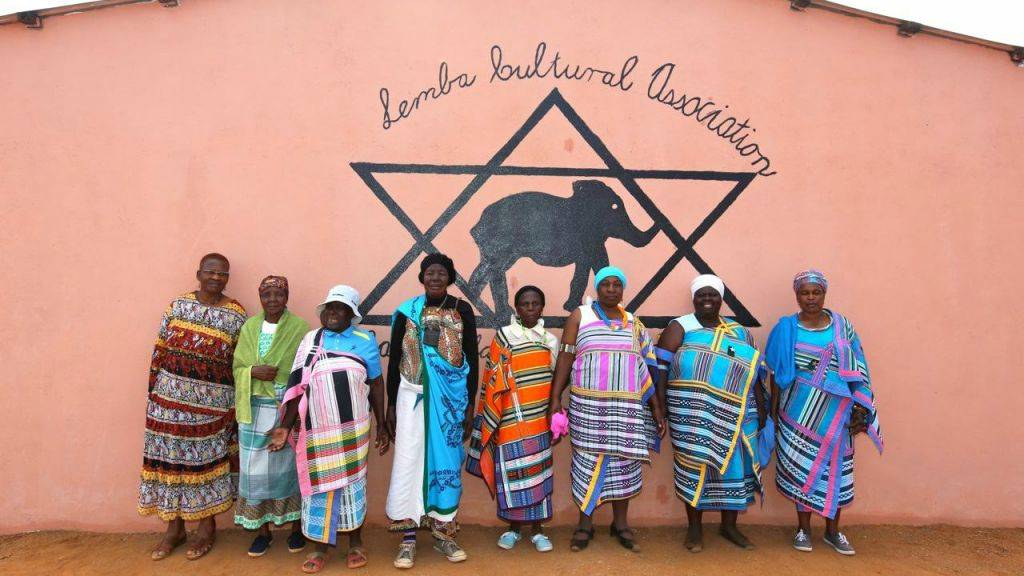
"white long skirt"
385,378,458,523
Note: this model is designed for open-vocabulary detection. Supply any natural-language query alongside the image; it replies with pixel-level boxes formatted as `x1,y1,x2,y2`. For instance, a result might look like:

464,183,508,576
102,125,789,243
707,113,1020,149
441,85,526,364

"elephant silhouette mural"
468,179,658,321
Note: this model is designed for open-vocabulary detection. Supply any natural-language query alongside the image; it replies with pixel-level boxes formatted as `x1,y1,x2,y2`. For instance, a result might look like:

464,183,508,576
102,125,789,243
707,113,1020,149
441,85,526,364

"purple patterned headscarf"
793,269,828,292
258,275,289,295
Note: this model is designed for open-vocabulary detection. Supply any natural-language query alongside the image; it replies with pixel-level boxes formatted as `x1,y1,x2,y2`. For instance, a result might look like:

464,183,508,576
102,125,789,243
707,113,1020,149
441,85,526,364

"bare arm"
268,397,300,452
548,308,582,418
368,375,390,454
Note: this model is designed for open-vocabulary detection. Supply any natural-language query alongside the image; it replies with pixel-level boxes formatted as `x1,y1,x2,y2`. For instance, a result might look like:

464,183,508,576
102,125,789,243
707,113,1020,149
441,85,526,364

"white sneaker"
394,541,416,569
433,538,468,563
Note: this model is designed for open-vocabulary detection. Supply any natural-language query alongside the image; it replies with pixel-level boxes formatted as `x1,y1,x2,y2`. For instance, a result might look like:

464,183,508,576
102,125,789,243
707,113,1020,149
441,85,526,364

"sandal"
302,551,328,574
150,533,186,561
569,527,595,552
347,547,368,569
185,534,216,561
610,524,640,553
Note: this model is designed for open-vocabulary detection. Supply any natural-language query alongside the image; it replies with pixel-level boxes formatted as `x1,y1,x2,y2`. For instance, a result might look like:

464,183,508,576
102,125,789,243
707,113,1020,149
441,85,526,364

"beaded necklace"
592,301,628,330
512,316,545,344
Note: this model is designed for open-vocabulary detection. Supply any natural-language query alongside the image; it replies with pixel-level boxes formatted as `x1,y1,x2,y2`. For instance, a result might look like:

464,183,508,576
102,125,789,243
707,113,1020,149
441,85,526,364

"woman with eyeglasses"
139,253,247,561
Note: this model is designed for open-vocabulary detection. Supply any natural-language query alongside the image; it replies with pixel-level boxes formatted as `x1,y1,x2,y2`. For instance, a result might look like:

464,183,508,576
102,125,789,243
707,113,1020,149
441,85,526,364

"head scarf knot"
258,275,289,295
793,269,828,292
690,274,725,298
593,266,627,291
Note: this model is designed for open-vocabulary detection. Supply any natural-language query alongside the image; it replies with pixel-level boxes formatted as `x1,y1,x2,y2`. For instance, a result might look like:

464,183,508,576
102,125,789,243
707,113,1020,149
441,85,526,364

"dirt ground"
1,524,1021,576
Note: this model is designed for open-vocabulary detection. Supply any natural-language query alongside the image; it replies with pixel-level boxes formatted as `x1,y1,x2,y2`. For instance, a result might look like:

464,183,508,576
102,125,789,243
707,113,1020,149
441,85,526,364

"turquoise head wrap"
593,266,627,291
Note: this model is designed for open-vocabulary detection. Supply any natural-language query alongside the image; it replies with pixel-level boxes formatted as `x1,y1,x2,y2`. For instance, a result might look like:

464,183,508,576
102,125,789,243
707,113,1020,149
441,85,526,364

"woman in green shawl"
232,275,311,557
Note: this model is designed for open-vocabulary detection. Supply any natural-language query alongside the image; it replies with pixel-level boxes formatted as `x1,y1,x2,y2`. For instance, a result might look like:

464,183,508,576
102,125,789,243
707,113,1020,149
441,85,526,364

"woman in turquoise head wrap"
592,266,627,291
549,265,665,553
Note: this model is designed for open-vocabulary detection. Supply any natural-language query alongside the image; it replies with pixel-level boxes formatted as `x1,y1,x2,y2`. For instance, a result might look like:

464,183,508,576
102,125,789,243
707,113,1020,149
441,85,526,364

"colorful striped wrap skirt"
234,393,301,529
767,312,883,519
667,315,763,510
467,325,556,522
568,305,659,516
283,330,372,544
138,294,246,521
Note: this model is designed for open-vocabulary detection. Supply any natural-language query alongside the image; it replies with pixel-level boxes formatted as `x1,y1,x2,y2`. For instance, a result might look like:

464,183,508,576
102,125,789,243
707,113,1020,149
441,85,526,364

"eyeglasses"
198,269,230,278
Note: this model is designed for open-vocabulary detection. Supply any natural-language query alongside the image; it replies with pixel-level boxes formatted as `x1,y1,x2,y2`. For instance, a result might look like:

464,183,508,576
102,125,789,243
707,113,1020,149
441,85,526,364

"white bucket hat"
316,284,363,324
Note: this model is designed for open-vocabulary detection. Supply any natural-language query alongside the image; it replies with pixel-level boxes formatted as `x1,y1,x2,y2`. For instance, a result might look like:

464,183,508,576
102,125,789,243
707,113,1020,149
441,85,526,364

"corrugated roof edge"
2,0,1022,67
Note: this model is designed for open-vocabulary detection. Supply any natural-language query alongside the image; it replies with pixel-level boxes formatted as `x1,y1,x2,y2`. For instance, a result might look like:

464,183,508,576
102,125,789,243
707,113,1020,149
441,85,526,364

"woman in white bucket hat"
269,284,389,572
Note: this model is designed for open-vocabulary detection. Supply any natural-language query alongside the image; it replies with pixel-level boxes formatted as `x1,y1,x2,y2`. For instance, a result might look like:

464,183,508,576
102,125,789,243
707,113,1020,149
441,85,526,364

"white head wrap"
690,274,725,298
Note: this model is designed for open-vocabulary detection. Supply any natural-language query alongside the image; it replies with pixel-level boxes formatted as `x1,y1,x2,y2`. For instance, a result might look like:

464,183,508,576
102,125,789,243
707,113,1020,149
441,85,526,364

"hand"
251,365,278,381
386,406,397,441
653,403,667,439
267,427,290,451
548,399,563,422
374,422,391,456
648,396,667,439
847,406,869,436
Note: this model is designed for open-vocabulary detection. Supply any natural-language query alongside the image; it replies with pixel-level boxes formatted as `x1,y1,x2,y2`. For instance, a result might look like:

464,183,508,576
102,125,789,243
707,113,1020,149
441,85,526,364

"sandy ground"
1,524,1021,576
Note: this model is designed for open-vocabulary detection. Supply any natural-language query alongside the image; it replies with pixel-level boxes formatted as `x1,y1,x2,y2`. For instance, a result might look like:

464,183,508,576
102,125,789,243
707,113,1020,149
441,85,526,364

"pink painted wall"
1,0,1022,534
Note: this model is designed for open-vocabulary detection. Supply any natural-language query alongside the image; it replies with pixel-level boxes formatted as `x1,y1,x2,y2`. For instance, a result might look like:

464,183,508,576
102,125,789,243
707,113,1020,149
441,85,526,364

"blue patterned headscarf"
793,269,828,292
594,266,627,291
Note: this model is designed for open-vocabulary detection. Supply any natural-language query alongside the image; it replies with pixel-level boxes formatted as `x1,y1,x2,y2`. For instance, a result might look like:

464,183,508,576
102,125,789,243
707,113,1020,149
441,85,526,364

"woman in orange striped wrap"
467,286,557,552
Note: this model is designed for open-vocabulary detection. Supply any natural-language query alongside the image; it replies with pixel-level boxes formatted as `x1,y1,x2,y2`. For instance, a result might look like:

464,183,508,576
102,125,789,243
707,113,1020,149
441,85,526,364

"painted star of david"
351,88,759,329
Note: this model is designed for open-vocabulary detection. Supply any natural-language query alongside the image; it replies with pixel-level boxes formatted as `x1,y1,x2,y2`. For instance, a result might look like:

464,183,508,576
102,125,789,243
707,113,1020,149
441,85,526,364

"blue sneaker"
248,534,273,558
531,533,553,552
287,531,306,553
497,530,521,550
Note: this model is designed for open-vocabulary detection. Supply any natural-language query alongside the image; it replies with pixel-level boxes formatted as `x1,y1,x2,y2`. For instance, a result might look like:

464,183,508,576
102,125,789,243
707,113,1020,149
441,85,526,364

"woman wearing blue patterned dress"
765,270,882,556
655,274,766,553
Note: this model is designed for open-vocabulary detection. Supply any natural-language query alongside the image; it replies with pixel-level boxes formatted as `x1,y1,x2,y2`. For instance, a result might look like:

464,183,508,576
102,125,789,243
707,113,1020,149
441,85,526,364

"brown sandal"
347,547,368,569
185,534,216,561
150,533,187,561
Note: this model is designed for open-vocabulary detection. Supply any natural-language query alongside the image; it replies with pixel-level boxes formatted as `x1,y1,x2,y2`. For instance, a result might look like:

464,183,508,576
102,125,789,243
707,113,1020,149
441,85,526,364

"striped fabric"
467,323,557,522
492,436,554,521
301,477,367,545
234,395,301,528
138,293,246,521
673,451,757,510
666,315,763,510
282,329,371,498
569,304,659,515
570,450,643,510
771,312,881,519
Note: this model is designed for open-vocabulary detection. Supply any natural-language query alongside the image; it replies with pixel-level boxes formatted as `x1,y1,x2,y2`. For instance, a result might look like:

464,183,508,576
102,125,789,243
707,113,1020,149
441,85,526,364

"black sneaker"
287,531,306,553
248,534,273,558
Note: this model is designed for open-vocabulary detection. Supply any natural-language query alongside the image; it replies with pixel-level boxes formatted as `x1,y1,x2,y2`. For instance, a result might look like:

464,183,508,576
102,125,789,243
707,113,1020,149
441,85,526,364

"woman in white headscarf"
654,274,767,553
